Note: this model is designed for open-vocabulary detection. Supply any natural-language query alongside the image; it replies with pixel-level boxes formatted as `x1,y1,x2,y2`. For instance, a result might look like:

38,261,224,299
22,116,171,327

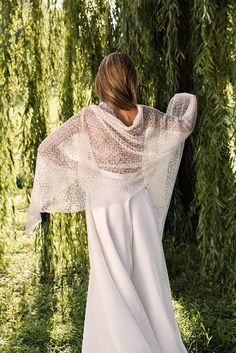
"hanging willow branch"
0,1,19,233
19,0,51,278
20,0,49,188
190,0,236,291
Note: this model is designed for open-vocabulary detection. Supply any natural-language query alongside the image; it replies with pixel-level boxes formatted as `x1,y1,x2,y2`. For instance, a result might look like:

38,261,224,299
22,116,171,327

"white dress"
82,184,188,353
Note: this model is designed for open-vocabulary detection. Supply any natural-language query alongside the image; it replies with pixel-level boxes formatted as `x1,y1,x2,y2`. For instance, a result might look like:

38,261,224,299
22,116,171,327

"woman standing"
26,52,197,353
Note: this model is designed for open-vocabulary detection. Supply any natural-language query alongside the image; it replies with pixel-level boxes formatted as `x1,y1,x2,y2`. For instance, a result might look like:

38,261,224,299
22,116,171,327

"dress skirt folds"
82,170,188,353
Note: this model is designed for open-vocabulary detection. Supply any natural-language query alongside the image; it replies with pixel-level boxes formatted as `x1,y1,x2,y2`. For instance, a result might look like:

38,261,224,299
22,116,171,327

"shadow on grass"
1,228,234,353
1,210,90,353
65,272,89,353
2,269,89,353
7,277,58,353
163,239,235,353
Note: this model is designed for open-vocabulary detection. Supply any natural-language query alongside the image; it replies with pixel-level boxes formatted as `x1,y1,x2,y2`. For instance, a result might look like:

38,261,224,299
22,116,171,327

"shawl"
25,93,197,238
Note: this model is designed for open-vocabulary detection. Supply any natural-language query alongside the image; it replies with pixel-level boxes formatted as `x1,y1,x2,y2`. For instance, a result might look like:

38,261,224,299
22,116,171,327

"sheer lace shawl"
25,93,197,236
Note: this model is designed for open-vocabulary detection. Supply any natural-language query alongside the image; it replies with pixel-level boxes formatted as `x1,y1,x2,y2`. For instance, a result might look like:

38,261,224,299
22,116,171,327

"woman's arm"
165,93,197,135
147,93,197,150
25,109,86,235
37,111,82,169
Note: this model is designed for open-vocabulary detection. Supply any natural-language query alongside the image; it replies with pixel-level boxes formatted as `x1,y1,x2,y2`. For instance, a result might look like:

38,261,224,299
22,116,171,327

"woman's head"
95,52,138,111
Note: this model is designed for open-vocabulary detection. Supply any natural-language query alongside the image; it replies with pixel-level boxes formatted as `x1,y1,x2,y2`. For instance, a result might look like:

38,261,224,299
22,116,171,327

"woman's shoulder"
72,104,97,119
80,103,164,121
141,104,164,117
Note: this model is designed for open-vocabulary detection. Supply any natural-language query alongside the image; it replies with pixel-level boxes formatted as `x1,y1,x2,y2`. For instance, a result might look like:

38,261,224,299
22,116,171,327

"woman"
25,52,197,353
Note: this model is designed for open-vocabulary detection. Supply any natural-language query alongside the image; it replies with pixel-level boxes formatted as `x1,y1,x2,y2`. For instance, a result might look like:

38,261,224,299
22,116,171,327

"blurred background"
0,1,235,352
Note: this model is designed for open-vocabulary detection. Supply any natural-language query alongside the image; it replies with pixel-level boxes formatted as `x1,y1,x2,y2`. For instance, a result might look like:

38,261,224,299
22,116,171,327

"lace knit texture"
25,93,197,236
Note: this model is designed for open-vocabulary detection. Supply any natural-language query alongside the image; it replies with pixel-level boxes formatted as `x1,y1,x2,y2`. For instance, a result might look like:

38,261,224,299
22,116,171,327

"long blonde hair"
94,52,138,111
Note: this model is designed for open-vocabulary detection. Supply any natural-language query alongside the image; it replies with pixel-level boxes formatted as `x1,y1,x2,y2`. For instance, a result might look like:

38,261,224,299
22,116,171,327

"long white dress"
25,95,197,353
82,185,188,353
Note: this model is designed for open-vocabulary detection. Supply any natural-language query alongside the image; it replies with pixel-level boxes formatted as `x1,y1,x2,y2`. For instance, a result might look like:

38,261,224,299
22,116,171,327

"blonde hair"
94,52,138,111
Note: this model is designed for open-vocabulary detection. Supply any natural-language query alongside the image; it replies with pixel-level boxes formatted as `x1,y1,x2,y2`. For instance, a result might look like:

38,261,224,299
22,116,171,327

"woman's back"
25,92,197,236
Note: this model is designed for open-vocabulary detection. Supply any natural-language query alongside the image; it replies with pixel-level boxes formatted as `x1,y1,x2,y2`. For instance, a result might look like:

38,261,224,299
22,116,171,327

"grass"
0,226,235,353
164,239,236,353
0,231,88,353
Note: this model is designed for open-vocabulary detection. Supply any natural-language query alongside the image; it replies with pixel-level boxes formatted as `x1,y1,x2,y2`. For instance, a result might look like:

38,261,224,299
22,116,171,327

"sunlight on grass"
174,300,213,352
0,232,87,353
1,228,235,352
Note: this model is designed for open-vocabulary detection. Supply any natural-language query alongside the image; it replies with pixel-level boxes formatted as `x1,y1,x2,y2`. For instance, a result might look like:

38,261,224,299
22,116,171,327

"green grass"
0,232,88,353
0,230,235,353
164,240,236,353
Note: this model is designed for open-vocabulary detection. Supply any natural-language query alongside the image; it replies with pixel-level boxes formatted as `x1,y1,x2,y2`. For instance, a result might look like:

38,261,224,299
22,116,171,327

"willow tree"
190,1,236,289
0,2,19,234
2,0,234,290
17,0,51,279
113,0,236,290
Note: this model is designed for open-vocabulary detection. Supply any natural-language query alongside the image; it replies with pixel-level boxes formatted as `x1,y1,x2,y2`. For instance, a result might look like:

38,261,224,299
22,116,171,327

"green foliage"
20,0,49,178
0,1,19,232
189,0,236,291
